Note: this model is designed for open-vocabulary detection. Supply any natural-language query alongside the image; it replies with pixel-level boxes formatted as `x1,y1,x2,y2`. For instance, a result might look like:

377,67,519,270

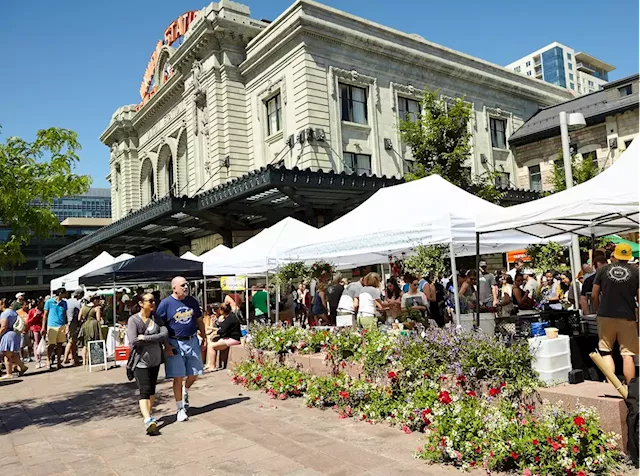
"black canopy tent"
80,252,204,287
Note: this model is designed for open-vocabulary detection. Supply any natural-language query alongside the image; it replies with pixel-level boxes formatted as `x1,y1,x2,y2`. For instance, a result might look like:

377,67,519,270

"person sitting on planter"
208,302,242,369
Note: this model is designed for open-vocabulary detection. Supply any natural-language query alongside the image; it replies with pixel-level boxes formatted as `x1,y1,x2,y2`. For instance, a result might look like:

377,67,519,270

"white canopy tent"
203,217,319,277
180,251,201,261
50,252,134,292
476,139,639,239
284,174,561,268
198,244,231,262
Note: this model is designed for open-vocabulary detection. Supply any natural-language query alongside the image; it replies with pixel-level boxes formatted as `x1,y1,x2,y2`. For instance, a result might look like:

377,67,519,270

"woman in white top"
354,273,384,331
401,276,428,318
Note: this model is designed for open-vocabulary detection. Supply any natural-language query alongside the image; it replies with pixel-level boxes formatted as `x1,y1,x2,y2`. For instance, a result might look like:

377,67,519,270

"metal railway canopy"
45,166,402,267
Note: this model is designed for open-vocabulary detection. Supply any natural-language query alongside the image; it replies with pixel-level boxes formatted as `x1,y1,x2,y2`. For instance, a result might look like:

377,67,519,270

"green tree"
0,127,91,266
399,89,502,203
402,245,449,278
549,149,598,192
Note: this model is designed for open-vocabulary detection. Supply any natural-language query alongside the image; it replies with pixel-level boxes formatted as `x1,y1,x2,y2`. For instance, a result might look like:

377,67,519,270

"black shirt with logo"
593,262,639,320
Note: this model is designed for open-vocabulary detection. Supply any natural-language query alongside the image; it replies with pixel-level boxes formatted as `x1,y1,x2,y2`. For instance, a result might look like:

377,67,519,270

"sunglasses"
411,282,419,286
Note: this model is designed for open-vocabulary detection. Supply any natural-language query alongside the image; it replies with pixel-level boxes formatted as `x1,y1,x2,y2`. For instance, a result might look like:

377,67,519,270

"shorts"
47,326,67,345
597,316,639,356
165,336,203,378
357,314,377,331
221,338,241,347
134,365,160,399
21,332,32,349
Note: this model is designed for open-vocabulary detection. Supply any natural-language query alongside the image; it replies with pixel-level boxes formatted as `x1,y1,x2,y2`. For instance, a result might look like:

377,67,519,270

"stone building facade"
101,0,571,226
508,74,638,192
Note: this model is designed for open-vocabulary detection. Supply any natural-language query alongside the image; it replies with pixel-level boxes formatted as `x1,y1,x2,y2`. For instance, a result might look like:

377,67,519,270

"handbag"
13,316,26,334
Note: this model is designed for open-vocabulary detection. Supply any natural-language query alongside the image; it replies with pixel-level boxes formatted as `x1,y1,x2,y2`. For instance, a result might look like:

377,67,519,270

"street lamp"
559,111,586,310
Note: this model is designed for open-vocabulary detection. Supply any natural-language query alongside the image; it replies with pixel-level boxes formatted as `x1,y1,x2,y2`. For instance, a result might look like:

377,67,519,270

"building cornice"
242,0,571,105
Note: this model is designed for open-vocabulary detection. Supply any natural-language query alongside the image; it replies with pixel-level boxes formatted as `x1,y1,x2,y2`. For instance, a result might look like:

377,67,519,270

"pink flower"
403,425,412,434
454,451,462,460
416,446,423,452
278,394,287,400
572,445,579,454
523,469,533,476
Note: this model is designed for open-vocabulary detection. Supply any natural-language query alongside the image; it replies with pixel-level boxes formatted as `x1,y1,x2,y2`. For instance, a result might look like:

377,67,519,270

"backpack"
13,316,26,334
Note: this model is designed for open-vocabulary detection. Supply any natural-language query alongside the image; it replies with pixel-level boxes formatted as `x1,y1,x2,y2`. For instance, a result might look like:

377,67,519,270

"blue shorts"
164,336,203,379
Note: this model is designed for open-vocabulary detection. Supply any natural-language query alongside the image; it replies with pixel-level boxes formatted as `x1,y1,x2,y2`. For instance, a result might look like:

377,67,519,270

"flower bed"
233,325,625,474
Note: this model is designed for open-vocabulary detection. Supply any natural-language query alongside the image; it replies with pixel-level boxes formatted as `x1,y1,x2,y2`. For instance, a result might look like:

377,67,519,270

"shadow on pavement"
158,397,250,429
0,379,22,387
0,380,170,433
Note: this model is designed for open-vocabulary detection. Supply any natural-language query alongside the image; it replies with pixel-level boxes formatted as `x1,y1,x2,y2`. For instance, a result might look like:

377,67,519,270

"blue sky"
1,0,637,188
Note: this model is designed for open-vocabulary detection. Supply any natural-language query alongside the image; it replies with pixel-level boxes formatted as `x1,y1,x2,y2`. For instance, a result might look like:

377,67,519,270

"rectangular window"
339,83,368,124
525,61,531,67
514,66,521,73
570,83,575,90
618,84,633,97
398,97,421,122
343,152,372,176
494,172,510,188
490,117,507,149
568,63,573,70
569,73,574,80
588,80,594,87
567,52,572,60
527,71,532,76
529,165,542,192
266,93,282,136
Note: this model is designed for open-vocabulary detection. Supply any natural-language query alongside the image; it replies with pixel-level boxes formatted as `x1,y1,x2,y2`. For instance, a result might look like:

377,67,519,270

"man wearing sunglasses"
156,276,206,422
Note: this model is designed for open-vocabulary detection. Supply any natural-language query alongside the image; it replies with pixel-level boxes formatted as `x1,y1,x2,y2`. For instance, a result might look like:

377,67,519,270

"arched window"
149,169,155,200
168,157,175,195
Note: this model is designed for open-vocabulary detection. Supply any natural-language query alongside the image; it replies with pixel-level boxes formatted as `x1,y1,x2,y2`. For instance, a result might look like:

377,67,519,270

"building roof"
45,166,402,267
574,52,615,73
509,73,639,146
60,218,112,227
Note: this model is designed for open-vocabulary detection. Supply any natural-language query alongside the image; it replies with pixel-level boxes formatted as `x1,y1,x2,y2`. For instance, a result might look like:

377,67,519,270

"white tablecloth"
106,326,129,357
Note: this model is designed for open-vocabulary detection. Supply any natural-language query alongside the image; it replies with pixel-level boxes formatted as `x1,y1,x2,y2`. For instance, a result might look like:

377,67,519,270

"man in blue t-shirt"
43,288,69,370
156,276,205,422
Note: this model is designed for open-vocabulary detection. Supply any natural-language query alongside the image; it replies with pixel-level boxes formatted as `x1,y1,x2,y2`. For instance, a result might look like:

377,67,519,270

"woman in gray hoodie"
127,293,168,434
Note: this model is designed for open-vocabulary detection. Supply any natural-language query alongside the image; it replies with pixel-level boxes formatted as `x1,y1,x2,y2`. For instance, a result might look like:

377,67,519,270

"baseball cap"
524,269,535,275
613,243,633,261
479,261,487,267
15,292,24,299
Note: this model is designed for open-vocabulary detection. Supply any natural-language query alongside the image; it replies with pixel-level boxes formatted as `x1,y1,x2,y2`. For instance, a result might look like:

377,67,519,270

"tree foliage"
525,241,570,274
0,127,91,267
399,89,503,203
402,244,449,278
549,149,598,192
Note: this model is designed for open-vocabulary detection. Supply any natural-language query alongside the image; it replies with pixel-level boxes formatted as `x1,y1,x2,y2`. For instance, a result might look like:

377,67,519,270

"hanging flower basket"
310,261,336,283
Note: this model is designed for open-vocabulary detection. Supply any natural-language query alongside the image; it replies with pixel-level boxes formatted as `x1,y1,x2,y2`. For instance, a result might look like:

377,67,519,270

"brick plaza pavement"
0,363,480,476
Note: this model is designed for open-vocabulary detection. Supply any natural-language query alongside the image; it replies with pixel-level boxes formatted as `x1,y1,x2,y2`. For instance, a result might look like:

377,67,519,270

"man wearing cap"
592,243,639,384
477,261,498,307
12,293,25,311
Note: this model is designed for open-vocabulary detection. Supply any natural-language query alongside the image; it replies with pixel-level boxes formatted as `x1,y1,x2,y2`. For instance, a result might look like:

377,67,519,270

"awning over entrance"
46,166,402,267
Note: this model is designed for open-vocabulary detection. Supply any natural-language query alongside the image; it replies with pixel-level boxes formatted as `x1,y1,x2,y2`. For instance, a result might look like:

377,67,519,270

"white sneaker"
177,408,188,422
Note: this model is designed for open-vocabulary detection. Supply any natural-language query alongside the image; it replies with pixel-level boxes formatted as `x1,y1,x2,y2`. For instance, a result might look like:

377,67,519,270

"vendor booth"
50,252,134,292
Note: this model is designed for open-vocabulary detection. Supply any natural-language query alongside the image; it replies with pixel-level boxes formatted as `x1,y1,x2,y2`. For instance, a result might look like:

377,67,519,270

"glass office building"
35,188,112,220
541,46,567,88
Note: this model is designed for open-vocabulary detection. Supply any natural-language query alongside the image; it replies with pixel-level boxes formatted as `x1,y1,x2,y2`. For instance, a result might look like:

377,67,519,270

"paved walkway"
0,363,473,476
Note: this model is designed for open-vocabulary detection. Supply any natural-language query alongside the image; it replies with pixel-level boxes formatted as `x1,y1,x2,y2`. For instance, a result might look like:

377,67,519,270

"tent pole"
475,233,480,329
449,243,461,328
266,273,270,322
203,278,207,310
113,280,117,329
245,276,250,326
275,283,280,324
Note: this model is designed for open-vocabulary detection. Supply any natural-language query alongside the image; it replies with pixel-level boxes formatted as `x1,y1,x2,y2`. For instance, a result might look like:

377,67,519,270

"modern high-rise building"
506,42,615,96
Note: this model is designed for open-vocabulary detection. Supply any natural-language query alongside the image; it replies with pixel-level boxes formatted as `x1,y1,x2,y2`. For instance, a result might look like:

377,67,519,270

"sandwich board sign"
88,340,108,372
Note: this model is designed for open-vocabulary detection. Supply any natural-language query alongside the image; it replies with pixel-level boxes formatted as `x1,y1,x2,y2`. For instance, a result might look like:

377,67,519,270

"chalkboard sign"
88,340,107,372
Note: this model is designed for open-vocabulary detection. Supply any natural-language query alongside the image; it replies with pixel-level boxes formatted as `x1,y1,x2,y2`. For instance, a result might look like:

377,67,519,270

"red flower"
547,437,554,444
556,435,563,443
489,451,494,457
255,374,262,381
387,371,397,380
339,391,349,399
438,391,452,405
534,456,540,463
421,408,432,418
532,439,539,446
551,442,560,452
402,425,412,434
527,404,534,412
572,445,579,454
466,391,477,397
500,382,506,388
456,374,467,384
440,437,447,447
489,387,500,397
511,451,518,460
577,472,586,476
573,416,585,426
